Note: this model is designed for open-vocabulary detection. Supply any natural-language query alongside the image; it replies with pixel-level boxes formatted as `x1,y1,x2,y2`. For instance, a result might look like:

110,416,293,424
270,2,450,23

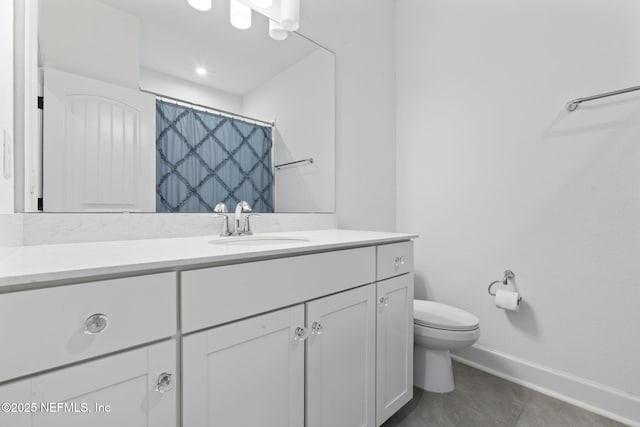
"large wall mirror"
35,0,335,213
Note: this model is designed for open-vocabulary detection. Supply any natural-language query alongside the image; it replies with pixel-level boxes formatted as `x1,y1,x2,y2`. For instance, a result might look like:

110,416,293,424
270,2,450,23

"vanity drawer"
377,241,413,281
181,247,376,333
0,272,176,383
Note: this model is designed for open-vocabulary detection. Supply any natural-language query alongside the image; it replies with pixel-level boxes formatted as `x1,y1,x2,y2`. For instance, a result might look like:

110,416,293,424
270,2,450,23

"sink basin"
209,236,310,246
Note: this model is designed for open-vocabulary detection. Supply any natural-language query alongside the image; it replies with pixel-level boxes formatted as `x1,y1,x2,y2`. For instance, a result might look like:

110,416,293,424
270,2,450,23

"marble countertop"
0,229,417,290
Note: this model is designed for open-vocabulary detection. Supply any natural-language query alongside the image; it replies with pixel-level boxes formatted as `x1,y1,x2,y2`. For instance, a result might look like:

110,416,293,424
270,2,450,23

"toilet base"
414,346,455,393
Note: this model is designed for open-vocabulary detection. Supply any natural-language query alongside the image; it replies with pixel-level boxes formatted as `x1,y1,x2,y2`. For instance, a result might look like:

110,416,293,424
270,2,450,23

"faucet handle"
244,213,260,235
213,203,231,236
213,203,229,214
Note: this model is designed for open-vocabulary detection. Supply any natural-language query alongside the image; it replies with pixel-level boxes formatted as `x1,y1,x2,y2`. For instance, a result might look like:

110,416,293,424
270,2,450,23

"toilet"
413,300,480,393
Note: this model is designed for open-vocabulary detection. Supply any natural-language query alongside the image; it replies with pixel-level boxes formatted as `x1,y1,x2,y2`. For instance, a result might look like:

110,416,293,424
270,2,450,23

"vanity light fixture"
188,0,212,12
252,0,273,8
269,19,288,41
230,0,252,29
196,67,207,76
280,0,300,31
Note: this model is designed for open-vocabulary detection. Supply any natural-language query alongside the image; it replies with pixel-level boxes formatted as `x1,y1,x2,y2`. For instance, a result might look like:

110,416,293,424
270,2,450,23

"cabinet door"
182,305,305,427
306,284,376,427
376,274,414,426
0,340,176,427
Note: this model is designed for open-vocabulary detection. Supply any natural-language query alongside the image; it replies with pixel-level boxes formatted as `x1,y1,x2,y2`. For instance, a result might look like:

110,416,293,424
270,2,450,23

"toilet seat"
414,300,479,331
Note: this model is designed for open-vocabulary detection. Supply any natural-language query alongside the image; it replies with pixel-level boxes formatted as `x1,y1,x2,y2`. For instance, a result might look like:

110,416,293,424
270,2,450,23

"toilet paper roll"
495,289,520,312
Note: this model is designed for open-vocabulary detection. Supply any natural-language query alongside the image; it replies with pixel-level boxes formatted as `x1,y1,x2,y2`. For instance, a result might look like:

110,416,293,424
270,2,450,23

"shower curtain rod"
566,84,640,111
140,89,275,127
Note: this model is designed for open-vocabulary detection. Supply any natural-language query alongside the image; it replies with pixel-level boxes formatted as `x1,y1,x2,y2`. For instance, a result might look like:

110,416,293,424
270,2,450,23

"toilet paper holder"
488,270,518,297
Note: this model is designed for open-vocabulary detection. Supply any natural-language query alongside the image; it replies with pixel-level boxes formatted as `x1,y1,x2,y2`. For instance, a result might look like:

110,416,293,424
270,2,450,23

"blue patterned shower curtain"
156,100,274,213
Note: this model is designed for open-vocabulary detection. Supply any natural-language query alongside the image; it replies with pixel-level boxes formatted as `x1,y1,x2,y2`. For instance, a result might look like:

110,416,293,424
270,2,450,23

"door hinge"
37,197,43,211
37,96,43,110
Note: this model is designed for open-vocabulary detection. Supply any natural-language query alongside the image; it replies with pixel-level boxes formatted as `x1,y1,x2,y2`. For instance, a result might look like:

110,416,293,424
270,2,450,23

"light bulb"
188,0,212,12
252,0,273,8
269,19,288,41
280,0,299,31
196,67,207,76
230,0,252,30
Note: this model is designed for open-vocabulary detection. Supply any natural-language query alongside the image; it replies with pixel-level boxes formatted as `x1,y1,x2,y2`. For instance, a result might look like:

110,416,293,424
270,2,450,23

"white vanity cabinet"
0,234,416,427
0,340,177,427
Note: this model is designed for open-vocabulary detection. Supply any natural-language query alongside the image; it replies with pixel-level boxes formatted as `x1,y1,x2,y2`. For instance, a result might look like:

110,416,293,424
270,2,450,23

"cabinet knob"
394,256,405,271
84,313,109,335
311,321,324,335
155,372,175,393
379,297,391,308
293,326,308,341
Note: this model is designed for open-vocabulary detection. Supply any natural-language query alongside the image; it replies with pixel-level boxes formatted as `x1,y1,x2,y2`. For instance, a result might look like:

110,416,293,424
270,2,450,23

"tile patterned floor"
382,361,628,427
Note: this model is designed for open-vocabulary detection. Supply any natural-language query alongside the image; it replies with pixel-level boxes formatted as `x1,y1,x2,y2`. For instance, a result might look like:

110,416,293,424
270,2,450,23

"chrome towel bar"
566,84,640,111
274,158,314,170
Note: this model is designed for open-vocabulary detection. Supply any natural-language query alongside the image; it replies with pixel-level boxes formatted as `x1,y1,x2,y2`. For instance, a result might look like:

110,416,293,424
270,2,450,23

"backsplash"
8,213,337,246
0,214,22,247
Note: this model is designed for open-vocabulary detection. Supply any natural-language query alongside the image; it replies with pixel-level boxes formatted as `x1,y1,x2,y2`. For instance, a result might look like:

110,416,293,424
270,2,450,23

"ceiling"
97,0,323,95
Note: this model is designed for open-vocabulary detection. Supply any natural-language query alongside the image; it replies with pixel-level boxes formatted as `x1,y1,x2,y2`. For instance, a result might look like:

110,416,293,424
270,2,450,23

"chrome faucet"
233,201,254,236
213,201,257,236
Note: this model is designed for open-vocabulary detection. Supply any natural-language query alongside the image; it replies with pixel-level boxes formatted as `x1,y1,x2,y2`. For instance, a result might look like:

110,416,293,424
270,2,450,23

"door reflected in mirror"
37,0,335,213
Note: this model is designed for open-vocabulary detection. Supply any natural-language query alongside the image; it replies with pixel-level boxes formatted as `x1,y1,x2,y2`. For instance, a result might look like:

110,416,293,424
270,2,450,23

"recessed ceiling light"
196,67,207,76
252,0,273,8
188,0,212,11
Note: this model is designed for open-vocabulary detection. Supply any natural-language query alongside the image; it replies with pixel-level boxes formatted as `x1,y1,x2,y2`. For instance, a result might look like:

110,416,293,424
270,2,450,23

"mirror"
36,0,335,213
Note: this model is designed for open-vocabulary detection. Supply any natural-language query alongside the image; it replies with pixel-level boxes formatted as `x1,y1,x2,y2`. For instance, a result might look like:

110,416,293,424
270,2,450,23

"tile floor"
382,361,628,427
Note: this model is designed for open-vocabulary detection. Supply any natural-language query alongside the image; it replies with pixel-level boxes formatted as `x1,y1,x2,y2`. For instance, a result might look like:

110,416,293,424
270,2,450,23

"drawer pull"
311,321,324,335
394,256,406,271
155,372,175,393
83,313,109,335
293,326,308,341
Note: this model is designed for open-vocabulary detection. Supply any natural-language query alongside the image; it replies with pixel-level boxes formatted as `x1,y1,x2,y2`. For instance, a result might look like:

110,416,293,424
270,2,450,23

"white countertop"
0,229,417,290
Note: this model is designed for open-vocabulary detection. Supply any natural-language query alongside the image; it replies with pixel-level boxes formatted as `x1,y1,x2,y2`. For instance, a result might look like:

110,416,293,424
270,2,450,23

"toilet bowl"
413,300,480,393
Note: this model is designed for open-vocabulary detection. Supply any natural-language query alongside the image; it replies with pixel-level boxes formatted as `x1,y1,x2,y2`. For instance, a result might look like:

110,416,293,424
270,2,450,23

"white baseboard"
452,344,640,427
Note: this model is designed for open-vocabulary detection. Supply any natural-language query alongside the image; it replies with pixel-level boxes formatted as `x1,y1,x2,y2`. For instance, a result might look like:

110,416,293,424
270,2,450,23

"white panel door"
42,67,155,212
306,284,376,427
182,305,305,427
376,274,414,426
0,340,176,427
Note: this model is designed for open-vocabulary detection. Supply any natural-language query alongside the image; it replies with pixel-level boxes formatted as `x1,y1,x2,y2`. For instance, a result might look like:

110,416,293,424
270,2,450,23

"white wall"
396,0,640,423
243,49,335,213
38,0,139,88
140,68,243,114
0,0,14,214
301,0,396,230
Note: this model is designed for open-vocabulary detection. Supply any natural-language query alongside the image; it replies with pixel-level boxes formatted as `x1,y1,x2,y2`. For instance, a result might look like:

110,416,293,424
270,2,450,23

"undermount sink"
209,236,310,246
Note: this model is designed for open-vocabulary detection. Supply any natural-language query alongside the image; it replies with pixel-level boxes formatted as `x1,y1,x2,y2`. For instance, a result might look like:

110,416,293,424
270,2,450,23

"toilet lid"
414,300,479,331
